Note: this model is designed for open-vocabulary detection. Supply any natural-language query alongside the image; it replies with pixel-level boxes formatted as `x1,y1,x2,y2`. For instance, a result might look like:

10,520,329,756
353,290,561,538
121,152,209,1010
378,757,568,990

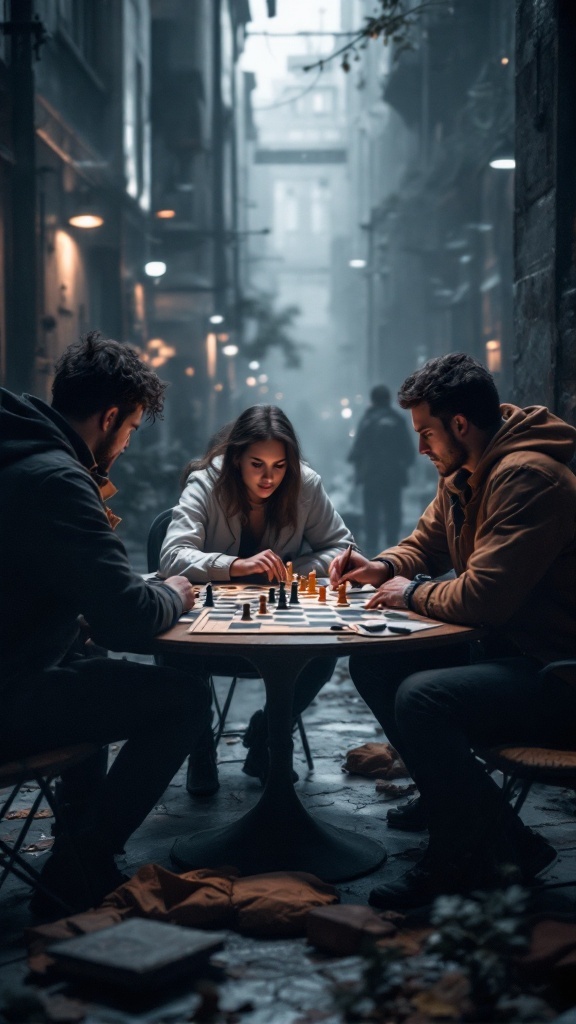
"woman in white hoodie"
160,404,355,796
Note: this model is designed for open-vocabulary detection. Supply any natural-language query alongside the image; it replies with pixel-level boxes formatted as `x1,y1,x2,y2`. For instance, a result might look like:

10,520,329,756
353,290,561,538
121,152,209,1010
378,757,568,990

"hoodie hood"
0,388,94,473
464,404,576,493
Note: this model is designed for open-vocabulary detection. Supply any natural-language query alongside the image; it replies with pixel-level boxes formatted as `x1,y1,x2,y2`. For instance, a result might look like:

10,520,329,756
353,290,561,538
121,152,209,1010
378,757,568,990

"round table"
154,617,484,883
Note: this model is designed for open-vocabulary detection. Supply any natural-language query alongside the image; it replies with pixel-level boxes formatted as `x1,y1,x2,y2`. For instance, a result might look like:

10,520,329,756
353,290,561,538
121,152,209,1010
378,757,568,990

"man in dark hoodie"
0,333,206,915
348,384,415,551
331,353,576,908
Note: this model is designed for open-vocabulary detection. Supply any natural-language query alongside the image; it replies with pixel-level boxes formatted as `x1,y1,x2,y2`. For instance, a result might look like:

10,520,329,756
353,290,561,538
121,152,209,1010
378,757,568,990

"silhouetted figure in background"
348,384,415,553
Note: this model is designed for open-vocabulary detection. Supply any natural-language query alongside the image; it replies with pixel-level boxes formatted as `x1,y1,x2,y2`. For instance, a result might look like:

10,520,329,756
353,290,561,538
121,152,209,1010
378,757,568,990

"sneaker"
387,794,427,832
242,709,298,785
29,838,127,919
186,738,219,797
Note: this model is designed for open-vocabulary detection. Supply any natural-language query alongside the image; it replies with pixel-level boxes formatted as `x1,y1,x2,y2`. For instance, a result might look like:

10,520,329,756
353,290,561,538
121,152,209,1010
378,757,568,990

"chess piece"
268,586,276,605
307,570,317,595
318,585,327,603
298,574,307,593
258,594,267,615
241,603,252,621
277,581,288,610
290,580,299,605
286,561,293,585
337,582,350,607
203,583,214,608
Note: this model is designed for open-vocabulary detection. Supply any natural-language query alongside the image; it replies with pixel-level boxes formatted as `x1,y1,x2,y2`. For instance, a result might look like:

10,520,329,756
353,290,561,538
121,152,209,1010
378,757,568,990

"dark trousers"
362,476,402,554
349,646,576,858
1,656,210,852
161,653,337,734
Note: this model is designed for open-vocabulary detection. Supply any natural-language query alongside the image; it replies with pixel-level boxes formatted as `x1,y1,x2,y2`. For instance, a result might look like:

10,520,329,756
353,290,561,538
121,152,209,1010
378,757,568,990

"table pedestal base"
172,645,386,883
171,785,386,883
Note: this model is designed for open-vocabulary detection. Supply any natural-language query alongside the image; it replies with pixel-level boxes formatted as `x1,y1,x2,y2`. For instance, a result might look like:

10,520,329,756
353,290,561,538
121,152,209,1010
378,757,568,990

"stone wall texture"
514,0,576,425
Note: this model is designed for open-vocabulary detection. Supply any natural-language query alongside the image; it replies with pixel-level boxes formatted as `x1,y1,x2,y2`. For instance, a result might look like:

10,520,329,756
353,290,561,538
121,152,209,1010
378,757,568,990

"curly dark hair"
51,332,168,423
398,352,501,430
181,405,302,534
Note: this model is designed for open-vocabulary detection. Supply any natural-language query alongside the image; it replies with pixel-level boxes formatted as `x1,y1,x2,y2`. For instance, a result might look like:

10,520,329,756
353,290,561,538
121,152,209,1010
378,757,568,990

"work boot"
387,794,427,832
242,709,298,785
368,847,523,912
186,732,219,797
29,834,128,920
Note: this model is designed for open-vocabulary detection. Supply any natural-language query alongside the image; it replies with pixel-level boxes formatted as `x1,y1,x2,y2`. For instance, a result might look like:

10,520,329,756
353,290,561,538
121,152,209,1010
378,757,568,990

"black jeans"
349,646,576,857
1,656,210,852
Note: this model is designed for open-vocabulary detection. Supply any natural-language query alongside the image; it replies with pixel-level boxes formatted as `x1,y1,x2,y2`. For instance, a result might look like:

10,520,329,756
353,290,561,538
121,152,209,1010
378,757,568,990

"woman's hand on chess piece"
231,550,287,582
329,551,390,590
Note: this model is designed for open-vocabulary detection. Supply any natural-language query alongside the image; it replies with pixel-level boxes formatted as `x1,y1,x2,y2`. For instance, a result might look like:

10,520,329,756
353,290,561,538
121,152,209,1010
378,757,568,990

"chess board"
185,583,384,635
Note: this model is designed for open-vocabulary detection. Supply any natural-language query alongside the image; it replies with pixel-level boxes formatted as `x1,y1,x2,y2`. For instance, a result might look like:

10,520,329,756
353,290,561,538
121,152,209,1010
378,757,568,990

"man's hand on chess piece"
231,550,287,582
164,576,197,612
329,550,391,590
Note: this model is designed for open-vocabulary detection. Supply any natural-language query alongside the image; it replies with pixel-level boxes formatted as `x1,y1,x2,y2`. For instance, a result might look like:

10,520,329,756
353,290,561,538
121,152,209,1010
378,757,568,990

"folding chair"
0,743,102,913
147,508,314,770
478,660,576,889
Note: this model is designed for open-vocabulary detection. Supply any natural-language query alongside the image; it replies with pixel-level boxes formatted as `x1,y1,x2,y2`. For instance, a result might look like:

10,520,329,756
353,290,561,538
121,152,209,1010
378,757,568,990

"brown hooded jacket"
379,404,576,667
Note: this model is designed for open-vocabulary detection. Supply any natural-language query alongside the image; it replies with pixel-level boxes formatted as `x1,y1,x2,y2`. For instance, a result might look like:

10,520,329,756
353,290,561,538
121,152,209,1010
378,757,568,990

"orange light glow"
68,214,104,229
486,339,502,373
184,366,195,377
155,209,176,219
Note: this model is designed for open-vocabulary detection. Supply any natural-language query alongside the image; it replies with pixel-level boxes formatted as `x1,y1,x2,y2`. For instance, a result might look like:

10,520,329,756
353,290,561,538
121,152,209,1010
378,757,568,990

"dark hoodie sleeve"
38,463,181,651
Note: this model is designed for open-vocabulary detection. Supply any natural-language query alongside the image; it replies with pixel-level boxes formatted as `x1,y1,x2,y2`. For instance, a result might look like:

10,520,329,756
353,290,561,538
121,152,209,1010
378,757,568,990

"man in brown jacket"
330,352,576,908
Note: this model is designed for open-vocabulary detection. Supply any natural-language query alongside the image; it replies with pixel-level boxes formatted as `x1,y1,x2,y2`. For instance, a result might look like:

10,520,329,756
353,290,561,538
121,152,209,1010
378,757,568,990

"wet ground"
1,655,575,1022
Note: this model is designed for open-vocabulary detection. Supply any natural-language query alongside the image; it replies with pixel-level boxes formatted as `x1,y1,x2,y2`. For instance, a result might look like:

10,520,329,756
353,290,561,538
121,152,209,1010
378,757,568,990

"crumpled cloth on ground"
342,741,408,779
26,864,339,976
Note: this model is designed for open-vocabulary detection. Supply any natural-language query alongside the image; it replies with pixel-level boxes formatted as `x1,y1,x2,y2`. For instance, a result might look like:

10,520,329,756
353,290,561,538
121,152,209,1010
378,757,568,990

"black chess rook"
241,602,252,621
290,580,299,605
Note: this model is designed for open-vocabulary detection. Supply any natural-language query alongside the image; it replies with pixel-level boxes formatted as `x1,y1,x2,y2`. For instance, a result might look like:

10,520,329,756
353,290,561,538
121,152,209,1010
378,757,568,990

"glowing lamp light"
184,367,195,377
68,213,104,229
489,157,515,169
147,338,163,350
349,259,366,268
246,376,257,386
258,374,268,383
144,261,167,277
248,360,260,370
341,407,353,419
214,383,224,392
155,209,176,219
340,397,350,406
275,392,284,400
222,344,239,357
209,314,224,325
501,57,509,65
158,344,176,359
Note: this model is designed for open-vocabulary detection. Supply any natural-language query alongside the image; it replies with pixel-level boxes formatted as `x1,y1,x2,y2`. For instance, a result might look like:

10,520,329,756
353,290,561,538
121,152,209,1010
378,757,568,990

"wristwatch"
403,574,432,610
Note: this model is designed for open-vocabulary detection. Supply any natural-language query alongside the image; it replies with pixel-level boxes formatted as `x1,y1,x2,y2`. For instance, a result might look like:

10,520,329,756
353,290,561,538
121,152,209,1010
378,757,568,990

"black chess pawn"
203,583,214,608
277,581,288,610
290,580,299,605
241,602,252,621
268,586,276,605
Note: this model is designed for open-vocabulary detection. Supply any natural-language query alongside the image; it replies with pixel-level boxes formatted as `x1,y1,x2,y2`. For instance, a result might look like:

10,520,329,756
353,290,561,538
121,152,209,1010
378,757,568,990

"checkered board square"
185,584,383,635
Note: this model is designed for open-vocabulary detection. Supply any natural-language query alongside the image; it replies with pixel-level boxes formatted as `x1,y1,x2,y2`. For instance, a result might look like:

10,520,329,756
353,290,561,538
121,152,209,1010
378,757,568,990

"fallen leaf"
6,807,53,819
21,838,54,853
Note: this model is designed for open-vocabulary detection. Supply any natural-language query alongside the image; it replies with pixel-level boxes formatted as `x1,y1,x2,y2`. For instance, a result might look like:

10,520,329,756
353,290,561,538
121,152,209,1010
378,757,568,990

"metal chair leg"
214,676,239,745
296,715,314,771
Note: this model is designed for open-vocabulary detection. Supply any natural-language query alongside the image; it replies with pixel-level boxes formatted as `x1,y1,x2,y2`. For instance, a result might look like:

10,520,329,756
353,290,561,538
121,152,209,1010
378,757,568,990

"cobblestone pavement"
1,658,575,1022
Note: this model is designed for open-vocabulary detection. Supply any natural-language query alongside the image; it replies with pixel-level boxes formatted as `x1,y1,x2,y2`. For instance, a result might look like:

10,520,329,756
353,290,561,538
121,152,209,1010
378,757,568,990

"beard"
92,434,121,474
433,430,469,478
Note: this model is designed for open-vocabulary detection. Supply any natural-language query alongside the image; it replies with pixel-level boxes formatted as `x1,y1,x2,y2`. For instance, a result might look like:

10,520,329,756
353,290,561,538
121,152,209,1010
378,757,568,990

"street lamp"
349,259,366,268
144,261,167,277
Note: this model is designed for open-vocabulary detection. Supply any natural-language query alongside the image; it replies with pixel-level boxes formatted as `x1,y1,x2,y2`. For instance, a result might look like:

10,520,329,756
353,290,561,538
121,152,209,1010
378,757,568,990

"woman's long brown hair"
180,405,302,534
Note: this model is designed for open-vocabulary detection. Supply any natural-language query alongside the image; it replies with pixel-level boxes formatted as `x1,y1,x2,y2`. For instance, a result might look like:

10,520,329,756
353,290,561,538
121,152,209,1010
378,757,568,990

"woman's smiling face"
238,439,287,504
